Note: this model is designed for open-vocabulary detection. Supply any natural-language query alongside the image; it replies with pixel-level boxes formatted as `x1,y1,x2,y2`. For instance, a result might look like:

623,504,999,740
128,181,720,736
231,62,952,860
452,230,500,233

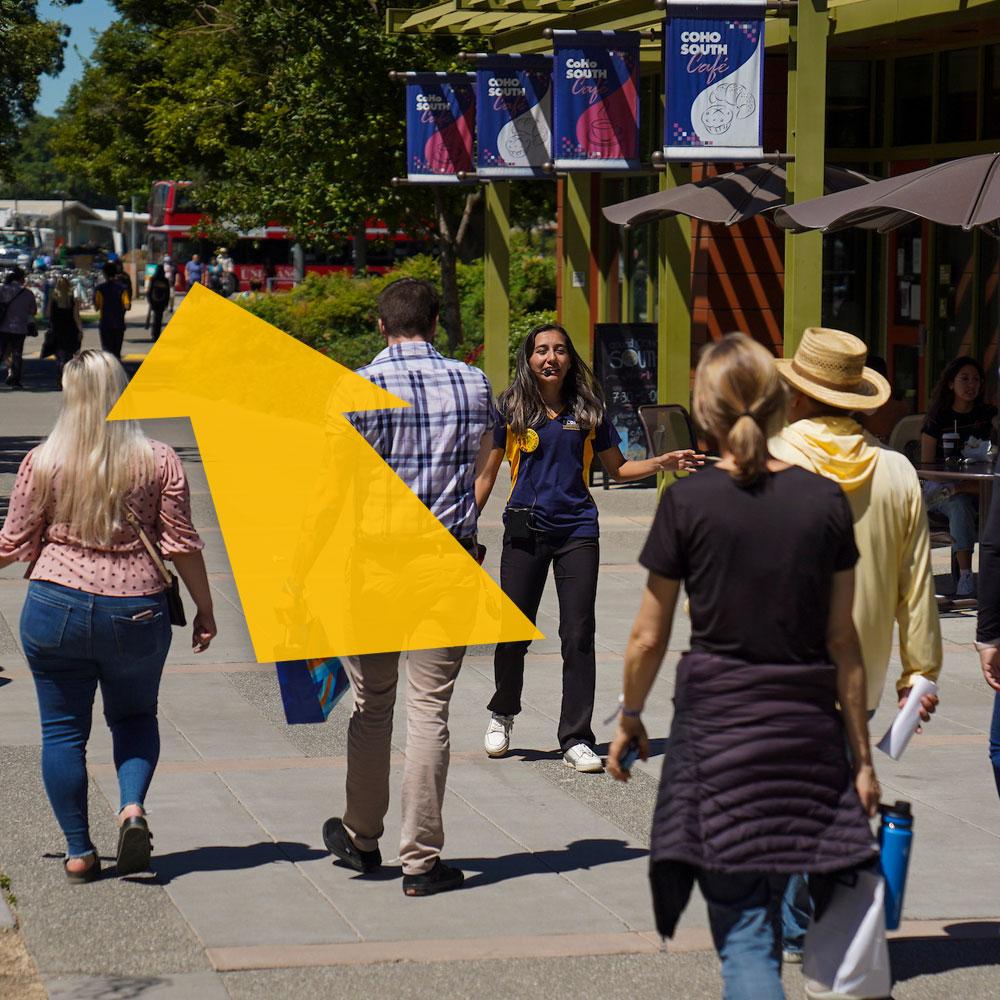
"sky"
34,0,117,117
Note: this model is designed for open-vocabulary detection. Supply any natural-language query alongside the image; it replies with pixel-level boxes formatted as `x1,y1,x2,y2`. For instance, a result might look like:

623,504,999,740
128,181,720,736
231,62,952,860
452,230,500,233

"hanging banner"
552,31,641,171
663,2,766,161
405,73,476,183
475,55,553,178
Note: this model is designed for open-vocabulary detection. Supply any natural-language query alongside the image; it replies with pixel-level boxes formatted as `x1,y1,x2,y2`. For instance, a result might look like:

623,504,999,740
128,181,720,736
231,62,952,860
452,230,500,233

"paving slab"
3,342,1000,996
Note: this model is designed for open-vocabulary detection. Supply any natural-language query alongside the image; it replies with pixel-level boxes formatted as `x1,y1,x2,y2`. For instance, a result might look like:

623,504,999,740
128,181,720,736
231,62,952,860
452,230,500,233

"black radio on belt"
506,507,536,541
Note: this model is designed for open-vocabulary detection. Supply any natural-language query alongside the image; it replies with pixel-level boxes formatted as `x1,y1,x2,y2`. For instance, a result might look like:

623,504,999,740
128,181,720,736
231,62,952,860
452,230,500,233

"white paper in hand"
876,676,938,760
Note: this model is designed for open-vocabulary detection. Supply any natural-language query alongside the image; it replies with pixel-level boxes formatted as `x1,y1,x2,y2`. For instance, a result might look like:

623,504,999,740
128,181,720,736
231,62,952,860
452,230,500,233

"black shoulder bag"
124,508,187,626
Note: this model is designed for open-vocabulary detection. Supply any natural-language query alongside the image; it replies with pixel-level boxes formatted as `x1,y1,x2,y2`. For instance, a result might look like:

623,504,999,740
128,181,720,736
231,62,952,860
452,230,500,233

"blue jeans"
21,581,172,858
991,692,1000,800
780,872,811,956
699,871,786,1000
927,490,977,554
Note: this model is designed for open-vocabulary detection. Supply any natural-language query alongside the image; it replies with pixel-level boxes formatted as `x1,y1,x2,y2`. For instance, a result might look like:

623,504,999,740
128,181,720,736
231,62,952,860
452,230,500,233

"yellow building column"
657,164,693,409
483,181,511,393
783,0,828,357
559,173,594,362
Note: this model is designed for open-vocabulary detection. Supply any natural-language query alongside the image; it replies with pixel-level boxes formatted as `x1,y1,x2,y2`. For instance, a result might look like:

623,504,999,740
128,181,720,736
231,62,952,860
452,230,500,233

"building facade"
389,0,1000,413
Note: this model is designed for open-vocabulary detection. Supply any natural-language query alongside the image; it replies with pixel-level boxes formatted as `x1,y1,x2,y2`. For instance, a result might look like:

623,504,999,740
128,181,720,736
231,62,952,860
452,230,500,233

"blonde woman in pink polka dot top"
0,350,216,883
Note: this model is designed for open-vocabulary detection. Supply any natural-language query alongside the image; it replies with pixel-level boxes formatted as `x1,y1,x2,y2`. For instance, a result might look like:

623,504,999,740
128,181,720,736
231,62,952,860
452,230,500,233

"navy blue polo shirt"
495,410,619,538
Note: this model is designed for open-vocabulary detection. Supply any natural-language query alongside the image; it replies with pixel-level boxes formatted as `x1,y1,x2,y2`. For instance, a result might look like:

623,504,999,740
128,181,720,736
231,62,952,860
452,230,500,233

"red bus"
146,180,429,290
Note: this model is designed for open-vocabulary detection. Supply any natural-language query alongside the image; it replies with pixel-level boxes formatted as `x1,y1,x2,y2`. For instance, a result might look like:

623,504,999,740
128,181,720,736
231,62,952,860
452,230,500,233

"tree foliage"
49,0,507,348
0,0,72,178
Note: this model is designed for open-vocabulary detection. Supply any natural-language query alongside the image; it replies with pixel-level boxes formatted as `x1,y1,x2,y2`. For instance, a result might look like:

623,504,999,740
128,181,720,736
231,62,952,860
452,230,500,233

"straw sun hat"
774,327,891,413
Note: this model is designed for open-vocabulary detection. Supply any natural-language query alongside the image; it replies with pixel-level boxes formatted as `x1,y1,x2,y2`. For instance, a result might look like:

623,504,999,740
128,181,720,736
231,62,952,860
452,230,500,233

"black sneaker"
402,859,465,897
322,817,381,873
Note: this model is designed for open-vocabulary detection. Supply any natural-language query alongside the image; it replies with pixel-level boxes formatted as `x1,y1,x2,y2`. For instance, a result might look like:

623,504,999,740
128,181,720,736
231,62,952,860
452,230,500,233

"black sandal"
64,853,101,884
116,815,153,875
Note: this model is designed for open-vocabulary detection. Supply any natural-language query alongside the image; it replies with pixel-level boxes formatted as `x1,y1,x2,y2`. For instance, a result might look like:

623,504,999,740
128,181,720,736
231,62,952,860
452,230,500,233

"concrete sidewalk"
1,310,999,999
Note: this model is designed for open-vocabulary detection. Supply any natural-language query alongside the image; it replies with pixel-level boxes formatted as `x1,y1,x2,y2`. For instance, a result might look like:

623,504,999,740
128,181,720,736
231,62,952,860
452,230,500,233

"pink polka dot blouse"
0,439,204,596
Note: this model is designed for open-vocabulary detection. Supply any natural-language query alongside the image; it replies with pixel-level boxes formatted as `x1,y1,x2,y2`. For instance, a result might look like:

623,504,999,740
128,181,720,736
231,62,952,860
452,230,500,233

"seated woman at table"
921,356,997,598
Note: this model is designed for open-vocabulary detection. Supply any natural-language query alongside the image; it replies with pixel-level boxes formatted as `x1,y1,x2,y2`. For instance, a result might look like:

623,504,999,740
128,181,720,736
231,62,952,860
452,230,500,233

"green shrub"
240,232,556,373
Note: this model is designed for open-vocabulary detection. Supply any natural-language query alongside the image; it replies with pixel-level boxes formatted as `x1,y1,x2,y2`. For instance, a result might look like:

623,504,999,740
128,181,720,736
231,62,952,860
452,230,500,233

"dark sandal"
116,816,153,875
64,854,101,884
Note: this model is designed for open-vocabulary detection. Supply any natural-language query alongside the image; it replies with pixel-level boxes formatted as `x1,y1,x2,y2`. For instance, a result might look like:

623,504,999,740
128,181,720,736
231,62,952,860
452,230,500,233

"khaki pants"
342,645,465,875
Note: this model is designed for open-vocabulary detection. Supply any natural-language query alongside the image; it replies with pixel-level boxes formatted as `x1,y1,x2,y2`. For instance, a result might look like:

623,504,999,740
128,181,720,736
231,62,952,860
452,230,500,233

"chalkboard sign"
593,323,658,460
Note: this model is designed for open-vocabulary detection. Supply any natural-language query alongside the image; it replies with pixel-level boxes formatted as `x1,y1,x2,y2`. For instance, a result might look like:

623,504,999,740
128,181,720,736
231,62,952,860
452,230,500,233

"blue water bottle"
879,800,914,930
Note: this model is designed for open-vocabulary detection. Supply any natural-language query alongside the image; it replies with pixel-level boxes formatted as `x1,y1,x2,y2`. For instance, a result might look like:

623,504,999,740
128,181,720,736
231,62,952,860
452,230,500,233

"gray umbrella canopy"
773,153,1000,235
602,163,872,228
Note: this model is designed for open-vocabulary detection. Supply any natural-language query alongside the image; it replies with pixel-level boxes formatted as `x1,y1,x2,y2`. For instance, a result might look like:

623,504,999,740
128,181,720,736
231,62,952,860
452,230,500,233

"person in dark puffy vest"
608,332,879,1000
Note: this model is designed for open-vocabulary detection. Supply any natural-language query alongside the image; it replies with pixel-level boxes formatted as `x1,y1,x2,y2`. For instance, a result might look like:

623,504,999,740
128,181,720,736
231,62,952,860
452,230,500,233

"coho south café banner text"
404,73,476,183
663,1,765,161
552,31,641,171
475,54,553,178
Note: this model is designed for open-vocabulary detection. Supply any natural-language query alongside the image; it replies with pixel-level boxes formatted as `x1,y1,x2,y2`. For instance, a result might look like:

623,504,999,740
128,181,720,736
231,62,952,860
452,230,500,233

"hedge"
240,233,556,380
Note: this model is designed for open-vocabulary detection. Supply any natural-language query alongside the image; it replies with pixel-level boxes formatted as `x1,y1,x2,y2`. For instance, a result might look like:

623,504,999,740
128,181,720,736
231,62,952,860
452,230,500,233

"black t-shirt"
922,402,997,459
639,465,858,664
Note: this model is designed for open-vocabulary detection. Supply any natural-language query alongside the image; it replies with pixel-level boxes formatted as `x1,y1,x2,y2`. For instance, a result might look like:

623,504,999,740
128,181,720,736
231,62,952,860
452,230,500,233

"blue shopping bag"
274,657,351,724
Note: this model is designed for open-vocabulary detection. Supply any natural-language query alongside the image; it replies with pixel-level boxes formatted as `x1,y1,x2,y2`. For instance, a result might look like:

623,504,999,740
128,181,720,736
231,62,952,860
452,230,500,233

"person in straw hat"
770,327,941,965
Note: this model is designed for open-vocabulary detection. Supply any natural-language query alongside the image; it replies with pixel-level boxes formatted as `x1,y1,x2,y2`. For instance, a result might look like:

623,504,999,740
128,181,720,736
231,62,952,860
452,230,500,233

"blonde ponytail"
693,333,786,485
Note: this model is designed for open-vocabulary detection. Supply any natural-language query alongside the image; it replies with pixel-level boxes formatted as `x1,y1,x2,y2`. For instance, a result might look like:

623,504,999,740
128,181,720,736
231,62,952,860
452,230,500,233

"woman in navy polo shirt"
476,323,701,772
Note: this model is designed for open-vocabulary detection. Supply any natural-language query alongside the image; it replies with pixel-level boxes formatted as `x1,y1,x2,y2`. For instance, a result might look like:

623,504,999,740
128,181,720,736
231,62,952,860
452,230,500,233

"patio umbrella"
602,163,872,229
773,153,1000,236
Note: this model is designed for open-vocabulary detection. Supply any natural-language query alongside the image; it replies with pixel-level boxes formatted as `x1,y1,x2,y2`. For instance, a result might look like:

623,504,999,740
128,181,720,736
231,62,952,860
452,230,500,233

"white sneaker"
956,570,976,598
484,714,513,757
562,744,604,773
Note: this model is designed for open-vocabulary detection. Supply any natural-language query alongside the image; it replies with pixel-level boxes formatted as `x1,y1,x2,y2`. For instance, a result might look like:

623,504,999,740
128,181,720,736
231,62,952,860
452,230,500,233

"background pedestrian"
146,265,172,341
93,262,131,359
46,275,84,386
0,266,38,389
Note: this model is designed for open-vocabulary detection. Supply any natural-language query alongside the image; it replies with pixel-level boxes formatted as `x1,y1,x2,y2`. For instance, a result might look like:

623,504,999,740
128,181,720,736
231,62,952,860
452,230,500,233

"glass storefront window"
980,235,1000,403
822,228,875,342
622,177,657,324
872,61,885,148
986,45,1000,140
827,62,872,148
893,55,933,146
930,225,975,381
938,48,978,143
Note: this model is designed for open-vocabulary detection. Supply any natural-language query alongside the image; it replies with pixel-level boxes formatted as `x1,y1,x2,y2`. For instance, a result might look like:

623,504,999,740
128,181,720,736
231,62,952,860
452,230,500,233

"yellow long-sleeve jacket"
770,416,942,711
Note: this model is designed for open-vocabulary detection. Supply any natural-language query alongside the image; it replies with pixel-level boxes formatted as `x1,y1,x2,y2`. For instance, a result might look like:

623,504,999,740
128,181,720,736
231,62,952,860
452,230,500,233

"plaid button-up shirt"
348,341,498,539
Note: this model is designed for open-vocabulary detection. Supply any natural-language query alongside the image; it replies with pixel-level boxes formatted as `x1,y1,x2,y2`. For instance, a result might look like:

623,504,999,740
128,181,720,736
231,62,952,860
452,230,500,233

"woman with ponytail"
0,351,216,883
608,333,879,999
477,323,701,772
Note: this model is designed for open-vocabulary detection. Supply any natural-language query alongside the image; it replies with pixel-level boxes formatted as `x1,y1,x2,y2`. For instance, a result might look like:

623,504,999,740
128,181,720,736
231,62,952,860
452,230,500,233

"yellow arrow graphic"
109,285,542,661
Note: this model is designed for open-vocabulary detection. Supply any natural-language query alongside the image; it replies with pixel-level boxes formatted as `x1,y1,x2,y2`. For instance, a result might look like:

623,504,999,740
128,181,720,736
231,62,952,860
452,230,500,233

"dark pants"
0,333,26,385
489,531,598,751
150,307,166,342
100,327,125,358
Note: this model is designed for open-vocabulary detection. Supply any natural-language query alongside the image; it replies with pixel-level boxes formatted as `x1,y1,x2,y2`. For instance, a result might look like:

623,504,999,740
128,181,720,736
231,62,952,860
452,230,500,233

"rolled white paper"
876,675,938,760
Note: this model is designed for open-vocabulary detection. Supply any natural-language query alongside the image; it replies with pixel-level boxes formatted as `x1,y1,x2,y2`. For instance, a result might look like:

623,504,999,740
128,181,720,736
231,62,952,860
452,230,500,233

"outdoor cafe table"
916,462,996,543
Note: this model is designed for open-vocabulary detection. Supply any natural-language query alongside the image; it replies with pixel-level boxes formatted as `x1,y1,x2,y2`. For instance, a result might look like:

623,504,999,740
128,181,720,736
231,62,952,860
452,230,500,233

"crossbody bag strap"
123,507,173,588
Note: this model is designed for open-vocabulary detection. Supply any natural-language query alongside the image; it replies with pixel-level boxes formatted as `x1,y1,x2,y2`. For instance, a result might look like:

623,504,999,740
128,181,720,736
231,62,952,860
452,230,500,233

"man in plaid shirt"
323,278,498,897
